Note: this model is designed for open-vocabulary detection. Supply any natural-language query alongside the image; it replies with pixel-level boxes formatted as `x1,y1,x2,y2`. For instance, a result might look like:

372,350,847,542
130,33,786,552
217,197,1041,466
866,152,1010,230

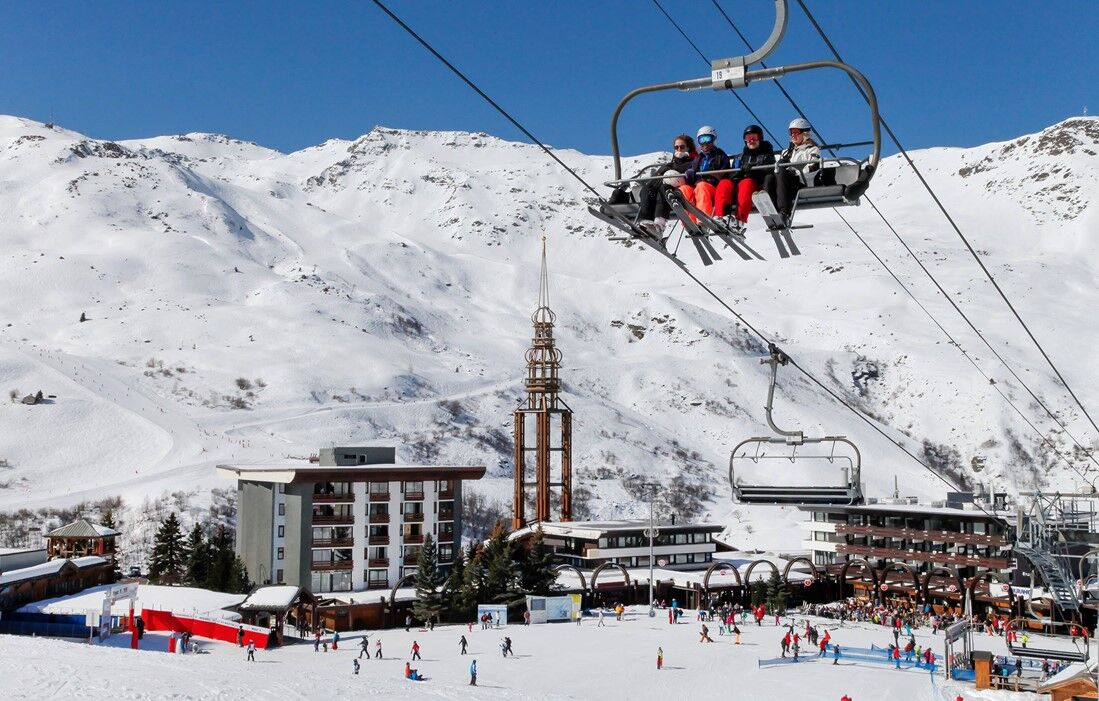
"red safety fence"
141,609,272,649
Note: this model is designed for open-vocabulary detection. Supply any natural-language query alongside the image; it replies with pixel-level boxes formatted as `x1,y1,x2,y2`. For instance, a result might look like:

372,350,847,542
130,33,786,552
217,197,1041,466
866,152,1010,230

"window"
313,504,354,521
369,525,389,538
277,547,284,560
311,549,353,565
369,482,390,496
311,570,352,592
402,523,422,537
403,544,422,560
277,525,285,538
439,544,453,562
438,479,452,493
402,502,424,517
278,503,286,516
276,569,284,583
403,481,424,495
369,503,389,517
437,522,455,541
368,569,388,585
313,481,352,496
368,546,387,560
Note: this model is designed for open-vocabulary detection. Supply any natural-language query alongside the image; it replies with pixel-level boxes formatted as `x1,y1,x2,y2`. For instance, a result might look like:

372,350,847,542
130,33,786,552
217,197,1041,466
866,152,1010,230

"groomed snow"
1,606,1045,700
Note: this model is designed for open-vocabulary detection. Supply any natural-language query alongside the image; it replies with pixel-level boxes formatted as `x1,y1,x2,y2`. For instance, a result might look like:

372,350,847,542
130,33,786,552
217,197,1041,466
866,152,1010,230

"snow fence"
142,609,271,648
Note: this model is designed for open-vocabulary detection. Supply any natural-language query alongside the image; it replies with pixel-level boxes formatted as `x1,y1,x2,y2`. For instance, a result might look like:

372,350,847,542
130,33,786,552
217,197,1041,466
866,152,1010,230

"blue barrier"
5,611,87,626
0,621,90,638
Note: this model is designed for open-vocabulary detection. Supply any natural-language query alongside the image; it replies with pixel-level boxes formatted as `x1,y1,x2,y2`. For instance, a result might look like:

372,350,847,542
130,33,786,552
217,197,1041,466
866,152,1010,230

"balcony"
310,561,353,572
438,489,454,500
368,558,389,568
312,515,354,525
368,536,390,546
313,493,355,504
368,491,390,501
367,581,389,590
403,534,424,544
437,531,455,543
402,512,424,523
369,513,390,524
403,554,419,565
437,509,455,522
404,491,425,501
833,523,1008,547
834,543,1011,570
311,538,354,548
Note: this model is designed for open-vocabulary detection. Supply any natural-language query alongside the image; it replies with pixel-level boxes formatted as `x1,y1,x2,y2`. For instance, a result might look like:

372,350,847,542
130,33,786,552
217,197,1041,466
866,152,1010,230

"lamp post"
637,481,661,616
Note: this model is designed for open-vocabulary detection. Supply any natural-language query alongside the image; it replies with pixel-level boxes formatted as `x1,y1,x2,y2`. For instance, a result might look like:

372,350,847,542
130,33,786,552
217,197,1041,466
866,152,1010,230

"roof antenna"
892,474,899,499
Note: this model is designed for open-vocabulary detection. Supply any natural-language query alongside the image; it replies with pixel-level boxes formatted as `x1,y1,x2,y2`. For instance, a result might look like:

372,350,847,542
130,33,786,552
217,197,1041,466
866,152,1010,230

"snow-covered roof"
71,556,107,569
796,502,1014,519
532,520,722,540
46,519,120,538
0,559,70,586
0,547,45,556
240,585,307,611
1039,660,1097,691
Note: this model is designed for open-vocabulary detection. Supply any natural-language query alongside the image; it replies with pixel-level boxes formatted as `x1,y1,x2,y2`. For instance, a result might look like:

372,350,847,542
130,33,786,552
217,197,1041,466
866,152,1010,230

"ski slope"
0,115,1097,547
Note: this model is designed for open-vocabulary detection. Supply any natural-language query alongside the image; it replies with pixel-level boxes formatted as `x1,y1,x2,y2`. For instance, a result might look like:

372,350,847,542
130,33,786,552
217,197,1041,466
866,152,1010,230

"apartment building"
218,447,485,594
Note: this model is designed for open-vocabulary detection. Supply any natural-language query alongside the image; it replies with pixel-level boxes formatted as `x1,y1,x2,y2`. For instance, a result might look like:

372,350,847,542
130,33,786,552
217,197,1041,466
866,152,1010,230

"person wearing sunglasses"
763,117,821,222
729,124,776,231
683,125,734,220
636,133,698,236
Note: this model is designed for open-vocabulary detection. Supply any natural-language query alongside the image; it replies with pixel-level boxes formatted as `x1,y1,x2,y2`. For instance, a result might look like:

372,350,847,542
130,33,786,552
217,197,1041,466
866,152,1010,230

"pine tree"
765,569,787,615
100,508,122,581
206,525,235,591
412,534,445,623
519,529,557,595
482,523,522,604
460,543,487,610
750,579,767,607
183,523,210,587
227,555,253,594
148,512,185,584
443,546,467,619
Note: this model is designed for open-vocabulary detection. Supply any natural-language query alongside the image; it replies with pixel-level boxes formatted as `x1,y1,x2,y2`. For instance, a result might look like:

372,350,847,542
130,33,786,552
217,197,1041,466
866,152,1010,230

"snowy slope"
0,115,1097,547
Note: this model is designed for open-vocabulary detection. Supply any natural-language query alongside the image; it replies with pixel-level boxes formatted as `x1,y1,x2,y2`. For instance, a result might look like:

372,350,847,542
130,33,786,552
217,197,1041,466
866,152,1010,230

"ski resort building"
520,520,723,570
45,518,120,563
799,492,1016,605
218,447,485,595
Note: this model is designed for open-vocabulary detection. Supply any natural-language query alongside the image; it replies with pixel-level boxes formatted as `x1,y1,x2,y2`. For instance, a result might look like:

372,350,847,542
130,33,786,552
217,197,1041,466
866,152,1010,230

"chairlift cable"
708,1,1099,481
368,0,604,203
650,0,781,146
796,0,1099,443
371,0,1013,529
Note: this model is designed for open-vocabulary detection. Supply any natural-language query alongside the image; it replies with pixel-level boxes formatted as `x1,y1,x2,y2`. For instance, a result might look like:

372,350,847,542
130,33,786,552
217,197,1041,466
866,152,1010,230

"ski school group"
609,118,822,238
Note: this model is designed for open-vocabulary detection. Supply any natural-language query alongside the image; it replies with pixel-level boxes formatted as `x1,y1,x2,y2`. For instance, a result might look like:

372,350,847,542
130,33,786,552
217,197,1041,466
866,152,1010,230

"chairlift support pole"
609,1,879,183
762,344,803,443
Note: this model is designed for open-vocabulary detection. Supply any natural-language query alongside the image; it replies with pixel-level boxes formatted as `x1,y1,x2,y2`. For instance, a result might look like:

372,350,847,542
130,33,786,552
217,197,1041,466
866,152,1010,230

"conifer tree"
444,545,467,619
100,508,122,581
227,555,253,594
765,569,787,615
148,512,185,584
412,534,445,623
461,543,487,609
183,523,210,587
750,579,767,608
483,523,522,604
519,529,557,595
207,525,235,591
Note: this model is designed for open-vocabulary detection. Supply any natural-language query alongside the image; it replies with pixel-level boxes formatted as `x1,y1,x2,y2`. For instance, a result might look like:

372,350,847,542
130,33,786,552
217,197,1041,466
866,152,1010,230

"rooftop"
520,520,723,540
797,502,1014,520
46,519,120,538
216,462,486,484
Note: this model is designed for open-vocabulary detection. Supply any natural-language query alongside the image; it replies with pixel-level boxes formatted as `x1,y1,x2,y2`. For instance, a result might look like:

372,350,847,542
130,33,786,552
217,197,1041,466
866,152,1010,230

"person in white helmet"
763,118,821,220
683,125,734,219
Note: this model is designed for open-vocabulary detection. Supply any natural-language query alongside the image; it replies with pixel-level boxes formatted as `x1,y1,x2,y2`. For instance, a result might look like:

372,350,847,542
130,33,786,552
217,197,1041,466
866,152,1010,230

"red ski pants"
681,180,734,219
735,178,759,223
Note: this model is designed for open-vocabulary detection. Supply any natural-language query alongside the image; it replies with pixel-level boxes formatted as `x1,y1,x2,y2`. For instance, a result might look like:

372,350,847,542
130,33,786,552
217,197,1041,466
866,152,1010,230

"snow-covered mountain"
1,115,1097,549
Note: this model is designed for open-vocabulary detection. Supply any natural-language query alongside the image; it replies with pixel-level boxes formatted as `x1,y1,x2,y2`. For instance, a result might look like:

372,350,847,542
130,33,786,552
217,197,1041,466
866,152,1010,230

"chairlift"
590,0,881,265
1005,615,1091,664
729,344,863,505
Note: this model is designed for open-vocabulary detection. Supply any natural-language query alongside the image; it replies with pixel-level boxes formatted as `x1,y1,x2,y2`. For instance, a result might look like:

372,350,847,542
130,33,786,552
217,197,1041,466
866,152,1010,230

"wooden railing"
402,512,424,523
369,513,390,524
368,558,389,568
438,490,454,500
833,523,1008,547
310,561,353,571
313,493,355,504
368,536,390,546
312,515,354,525
311,538,354,548
835,544,1010,569
368,491,390,501
403,534,424,544
403,492,425,501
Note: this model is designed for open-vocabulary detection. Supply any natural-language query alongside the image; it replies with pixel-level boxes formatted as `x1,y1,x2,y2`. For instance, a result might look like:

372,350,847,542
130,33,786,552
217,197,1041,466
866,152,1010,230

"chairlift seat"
734,484,860,506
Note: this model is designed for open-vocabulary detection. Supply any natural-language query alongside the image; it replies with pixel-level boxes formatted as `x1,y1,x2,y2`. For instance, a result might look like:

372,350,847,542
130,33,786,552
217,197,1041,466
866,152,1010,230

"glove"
684,168,696,184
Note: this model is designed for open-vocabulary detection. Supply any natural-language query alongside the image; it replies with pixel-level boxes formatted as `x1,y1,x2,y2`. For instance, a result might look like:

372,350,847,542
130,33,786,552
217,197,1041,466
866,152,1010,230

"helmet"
788,117,812,132
696,125,717,142
743,124,764,138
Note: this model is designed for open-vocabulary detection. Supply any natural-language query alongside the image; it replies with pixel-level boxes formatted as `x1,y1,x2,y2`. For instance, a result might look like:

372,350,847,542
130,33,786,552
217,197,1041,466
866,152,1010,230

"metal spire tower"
512,237,573,529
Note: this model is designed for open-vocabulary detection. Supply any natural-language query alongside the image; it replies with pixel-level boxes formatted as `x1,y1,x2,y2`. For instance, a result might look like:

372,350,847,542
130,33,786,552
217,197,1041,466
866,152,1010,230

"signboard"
108,584,138,602
525,595,578,624
477,604,508,627
945,620,970,643
991,583,1010,598
99,597,112,642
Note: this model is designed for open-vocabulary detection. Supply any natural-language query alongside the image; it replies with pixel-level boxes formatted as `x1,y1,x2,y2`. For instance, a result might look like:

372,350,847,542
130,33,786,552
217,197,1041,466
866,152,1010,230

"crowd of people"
614,119,824,237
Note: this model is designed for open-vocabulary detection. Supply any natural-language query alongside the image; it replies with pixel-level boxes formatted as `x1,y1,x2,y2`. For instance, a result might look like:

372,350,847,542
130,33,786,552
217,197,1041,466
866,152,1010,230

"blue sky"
1,1,1095,157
